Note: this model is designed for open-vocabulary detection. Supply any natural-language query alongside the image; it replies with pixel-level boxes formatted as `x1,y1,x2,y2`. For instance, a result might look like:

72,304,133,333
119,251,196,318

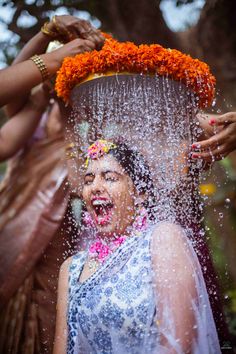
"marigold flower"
55,34,216,108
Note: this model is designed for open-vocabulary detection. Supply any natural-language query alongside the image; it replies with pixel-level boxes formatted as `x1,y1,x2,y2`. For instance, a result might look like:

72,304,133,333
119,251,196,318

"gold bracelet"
41,21,58,38
30,55,49,81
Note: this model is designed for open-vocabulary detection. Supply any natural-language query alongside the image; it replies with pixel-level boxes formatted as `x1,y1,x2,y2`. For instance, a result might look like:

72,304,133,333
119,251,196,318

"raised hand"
44,15,104,49
192,112,236,161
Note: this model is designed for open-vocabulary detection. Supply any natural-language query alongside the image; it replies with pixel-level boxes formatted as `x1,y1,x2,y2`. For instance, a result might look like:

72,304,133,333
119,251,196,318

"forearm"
13,32,51,65
0,61,41,110
4,16,104,117
6,32,51,117
1,52,60,110
0,99,44,162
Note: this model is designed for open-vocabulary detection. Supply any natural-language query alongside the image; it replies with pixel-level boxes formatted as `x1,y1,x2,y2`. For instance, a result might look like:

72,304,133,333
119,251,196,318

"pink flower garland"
89,237,126,263
88,207,149,265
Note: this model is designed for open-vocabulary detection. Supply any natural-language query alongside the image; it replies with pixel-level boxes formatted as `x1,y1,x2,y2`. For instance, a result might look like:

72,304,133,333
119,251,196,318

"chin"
95,222,116,236
95,217,126,237
97,223,131,239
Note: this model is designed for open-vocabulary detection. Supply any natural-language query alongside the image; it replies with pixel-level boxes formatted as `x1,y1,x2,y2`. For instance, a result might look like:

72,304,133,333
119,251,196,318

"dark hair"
108,142,156,217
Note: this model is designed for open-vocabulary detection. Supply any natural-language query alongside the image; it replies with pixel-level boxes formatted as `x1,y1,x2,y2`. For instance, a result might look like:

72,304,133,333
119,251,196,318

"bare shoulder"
60,251,85,272
152,221,184,239
151,222,195,277
60,256,73,274
153,221,182,233
151,221,188,251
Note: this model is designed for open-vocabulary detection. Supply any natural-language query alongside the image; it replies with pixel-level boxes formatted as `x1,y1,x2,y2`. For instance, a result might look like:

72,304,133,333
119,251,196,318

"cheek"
112,184,135,211
82,187,90,207
124,190,135,211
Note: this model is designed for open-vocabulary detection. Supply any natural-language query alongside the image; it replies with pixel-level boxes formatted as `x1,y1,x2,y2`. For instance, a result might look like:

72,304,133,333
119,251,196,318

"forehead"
86,154,125,174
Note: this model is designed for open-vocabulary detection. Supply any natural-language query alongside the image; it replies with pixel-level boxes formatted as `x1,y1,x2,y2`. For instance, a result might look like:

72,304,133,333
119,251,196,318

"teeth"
92,200,111,206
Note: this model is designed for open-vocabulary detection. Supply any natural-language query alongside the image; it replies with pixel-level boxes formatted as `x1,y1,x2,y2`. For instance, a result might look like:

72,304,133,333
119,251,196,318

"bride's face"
82,154,136,236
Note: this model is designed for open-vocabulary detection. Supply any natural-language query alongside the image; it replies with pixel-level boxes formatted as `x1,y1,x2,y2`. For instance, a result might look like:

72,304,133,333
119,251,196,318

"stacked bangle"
30,55,49,81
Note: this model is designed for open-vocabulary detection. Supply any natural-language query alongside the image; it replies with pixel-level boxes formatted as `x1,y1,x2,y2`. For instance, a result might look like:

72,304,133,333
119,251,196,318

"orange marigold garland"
55,35,215,108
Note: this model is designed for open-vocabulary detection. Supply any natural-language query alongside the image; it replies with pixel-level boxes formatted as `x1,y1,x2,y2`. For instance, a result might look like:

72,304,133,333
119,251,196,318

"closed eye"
84,173,94,185
84,179,93,185
105,176,117,182
104,172,119,182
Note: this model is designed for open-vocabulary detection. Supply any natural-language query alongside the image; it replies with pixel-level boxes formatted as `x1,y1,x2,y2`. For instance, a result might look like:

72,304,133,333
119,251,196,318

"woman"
53,139,221,354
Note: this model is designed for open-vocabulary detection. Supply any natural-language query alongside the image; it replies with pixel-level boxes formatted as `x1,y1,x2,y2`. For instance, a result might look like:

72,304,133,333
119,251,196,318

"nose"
91,175,104,194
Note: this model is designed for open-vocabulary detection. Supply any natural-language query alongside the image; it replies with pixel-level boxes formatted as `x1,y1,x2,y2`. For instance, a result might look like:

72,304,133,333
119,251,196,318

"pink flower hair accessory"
85,139,117,167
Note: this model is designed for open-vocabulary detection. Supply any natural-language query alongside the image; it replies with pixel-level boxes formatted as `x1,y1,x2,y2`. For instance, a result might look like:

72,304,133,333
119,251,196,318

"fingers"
47,15,71,43
192,128,228,151
191,130,228,162
74,20,104,49
191,144,229,162
76,38,96,52
51,15,104,50
88,32,105,50
192,111,236,162
192,118,236,151
61,38,96,57
52,38,95,66
77,19,94,37
209,112,236,126
83,38,96,49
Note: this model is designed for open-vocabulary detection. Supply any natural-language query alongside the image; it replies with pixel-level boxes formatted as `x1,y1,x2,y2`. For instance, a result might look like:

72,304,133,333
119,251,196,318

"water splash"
67,74,202,228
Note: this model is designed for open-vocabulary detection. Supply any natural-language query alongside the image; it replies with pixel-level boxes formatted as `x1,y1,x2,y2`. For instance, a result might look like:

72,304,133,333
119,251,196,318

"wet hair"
108,142,156,217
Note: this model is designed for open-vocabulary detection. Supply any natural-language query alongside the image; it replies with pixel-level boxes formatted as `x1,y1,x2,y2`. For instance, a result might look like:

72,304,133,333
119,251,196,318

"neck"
96,227,132,242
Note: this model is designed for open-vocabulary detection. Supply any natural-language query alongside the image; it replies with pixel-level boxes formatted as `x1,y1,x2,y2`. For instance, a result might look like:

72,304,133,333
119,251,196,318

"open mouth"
91,197,114,226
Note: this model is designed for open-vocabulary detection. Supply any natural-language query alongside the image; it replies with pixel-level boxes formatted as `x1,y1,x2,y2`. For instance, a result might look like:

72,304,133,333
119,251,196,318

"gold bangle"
41,21,58,38
30,55,49,81
52,15,61,33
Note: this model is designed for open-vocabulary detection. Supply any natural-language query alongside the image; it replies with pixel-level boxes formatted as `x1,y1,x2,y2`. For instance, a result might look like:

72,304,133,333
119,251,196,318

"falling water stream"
67,74,202,228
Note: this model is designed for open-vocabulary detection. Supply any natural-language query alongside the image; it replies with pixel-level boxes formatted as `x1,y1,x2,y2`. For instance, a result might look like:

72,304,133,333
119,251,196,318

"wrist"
41,52,62,77
34,31,51,49
41,19,59,41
